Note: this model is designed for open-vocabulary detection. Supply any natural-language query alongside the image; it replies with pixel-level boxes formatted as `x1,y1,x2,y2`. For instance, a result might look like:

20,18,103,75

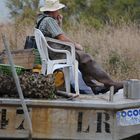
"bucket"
124,79,140,99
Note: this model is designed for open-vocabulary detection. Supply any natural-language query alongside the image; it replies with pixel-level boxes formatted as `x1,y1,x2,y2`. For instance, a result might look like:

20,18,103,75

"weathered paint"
0,94,140,139
0,106,114,139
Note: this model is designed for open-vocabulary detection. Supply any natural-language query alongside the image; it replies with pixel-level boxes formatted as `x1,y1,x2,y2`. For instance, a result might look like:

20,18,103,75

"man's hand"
75,43,84,51
57,14,63,26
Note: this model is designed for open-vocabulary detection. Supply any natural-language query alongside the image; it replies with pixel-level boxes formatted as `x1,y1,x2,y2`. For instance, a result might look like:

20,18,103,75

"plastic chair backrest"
34,29,49,63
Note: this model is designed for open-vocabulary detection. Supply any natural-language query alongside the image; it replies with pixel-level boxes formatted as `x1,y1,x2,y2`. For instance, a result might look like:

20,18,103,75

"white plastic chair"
34,28,79,97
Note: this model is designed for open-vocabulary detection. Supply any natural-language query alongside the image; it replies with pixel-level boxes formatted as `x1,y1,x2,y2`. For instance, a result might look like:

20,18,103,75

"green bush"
6,0,140,28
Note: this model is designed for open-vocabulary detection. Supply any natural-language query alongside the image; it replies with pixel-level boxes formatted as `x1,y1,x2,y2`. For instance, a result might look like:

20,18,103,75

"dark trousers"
49,42,115,88
75,50,114,88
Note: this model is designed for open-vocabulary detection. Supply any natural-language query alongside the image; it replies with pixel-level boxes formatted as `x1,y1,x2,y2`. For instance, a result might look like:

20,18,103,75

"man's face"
51,10,61,19
50,10,63,25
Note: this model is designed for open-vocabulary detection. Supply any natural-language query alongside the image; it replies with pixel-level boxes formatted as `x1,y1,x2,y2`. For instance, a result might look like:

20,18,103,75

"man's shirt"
37,14,63,38
36,14,67,59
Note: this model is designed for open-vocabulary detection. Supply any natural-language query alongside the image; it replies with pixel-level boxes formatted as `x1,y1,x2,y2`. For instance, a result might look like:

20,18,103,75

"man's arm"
56,34,84,51
39,16,83,50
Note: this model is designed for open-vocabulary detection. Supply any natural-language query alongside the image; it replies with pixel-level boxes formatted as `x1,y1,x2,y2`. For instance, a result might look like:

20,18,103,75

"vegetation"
6,0,39,25
0,0,139,80
6,0,140,28
66,23,140,80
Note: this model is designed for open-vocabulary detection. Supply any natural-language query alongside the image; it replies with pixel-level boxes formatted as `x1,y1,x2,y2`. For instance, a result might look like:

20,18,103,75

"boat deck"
0,90,140,110
0,90,140,140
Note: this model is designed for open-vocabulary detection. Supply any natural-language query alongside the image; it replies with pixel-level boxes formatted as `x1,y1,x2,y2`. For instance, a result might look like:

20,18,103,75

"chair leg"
41,62,47,75
74,60,79,96
47,63,54,75
63,67,71,94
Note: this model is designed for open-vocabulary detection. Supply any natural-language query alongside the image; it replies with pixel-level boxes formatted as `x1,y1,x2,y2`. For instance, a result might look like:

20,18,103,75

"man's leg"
76,50,123,94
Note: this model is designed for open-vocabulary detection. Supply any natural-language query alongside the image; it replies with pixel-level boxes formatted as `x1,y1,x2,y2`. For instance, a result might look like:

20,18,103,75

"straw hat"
40,0,65,12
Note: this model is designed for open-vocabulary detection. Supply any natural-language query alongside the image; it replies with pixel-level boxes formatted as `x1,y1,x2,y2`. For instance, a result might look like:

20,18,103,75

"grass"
67,23,140,80
0,22,140,80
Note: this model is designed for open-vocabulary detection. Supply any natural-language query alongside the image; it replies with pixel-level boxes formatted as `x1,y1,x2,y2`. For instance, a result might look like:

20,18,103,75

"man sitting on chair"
36,0,123,94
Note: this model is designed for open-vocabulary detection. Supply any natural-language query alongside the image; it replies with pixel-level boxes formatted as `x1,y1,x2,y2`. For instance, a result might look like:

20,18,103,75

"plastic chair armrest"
47,45,71,64
46,37,76,60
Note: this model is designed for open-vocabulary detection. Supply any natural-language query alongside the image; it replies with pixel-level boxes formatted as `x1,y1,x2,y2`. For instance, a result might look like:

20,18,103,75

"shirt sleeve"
39,17,63,38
